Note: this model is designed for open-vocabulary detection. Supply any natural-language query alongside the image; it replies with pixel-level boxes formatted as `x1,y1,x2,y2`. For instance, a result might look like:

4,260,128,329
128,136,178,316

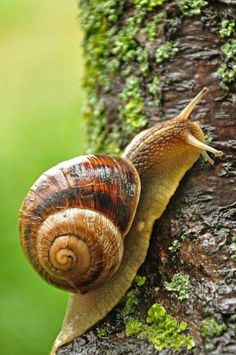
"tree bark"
58,1,236,354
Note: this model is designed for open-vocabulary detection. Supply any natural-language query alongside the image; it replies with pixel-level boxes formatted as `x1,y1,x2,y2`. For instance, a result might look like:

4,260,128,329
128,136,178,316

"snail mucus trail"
19,88,223,354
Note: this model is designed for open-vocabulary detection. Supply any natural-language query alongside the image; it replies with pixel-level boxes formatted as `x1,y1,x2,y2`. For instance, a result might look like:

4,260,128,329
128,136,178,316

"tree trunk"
58,1,236,354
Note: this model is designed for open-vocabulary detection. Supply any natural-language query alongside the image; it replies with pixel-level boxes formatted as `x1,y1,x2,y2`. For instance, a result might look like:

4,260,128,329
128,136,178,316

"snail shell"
19,155,140,292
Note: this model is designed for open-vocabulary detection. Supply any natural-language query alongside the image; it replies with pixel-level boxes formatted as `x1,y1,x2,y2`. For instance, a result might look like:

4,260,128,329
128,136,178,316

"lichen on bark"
79,0,176,155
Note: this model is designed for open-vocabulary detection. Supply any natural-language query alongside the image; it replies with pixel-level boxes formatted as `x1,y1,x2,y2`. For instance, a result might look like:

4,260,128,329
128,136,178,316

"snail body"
19,88,222,353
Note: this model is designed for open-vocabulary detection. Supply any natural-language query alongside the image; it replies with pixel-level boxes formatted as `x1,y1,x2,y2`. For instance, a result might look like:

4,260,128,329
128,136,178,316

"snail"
19,88,223,354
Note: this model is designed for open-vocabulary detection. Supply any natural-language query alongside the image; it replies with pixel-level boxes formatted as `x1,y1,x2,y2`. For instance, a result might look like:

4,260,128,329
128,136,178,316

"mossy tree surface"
58,1,236,354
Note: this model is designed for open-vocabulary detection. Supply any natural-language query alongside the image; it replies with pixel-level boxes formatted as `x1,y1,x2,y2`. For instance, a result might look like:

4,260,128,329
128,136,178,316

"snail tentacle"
185,133,223,157
177,87,209,121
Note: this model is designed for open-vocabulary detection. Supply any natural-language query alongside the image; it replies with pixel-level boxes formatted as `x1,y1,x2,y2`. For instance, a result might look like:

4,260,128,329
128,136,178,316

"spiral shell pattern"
19,155,140,292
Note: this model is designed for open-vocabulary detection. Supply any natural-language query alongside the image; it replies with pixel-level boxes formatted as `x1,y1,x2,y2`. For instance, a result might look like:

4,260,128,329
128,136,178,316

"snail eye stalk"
178,87,209,121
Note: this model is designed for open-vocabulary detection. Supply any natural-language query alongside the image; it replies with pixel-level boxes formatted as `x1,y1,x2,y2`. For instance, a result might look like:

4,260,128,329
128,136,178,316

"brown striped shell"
19,155,141,292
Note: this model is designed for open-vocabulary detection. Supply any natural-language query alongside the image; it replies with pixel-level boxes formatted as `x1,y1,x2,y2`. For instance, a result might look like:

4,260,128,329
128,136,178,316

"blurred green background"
0,1,85,354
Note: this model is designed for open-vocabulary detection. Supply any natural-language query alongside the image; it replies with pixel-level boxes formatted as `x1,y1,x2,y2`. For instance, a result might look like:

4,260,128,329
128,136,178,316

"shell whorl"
36,208,124,292
19,155,140,292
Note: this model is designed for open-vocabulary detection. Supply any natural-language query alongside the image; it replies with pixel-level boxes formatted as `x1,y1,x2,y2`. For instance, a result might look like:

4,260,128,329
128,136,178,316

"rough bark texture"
58,1,236,354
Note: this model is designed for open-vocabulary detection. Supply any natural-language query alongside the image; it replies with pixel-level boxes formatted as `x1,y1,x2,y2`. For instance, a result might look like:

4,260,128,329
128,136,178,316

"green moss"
164,273,191,300
125,319,143,336
125,303,195,351
218,64,236,84
169,240,182,253
80,0,160,152
80,1,125,89
179,0,208,16
155,41,179,63
120,276,194,351
111,9,146,61
136,47,149,76
121,289,140,319
219,19,236,38
200,318,227,338
218,28,236,86
125,289,139,312
181,232,189,241
148,76,161,106
122,99,147,132
221,39,236,60
79,1,177,152
83,94,107,154
79,0,126,153
204,132,213,145
120,275,146,320
134,0,165,11
120,76,148,133
83,94,122,155
97,327,107,337
135,275,147,286
111,8,151,75
141,12,165,42
169,233,189,254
